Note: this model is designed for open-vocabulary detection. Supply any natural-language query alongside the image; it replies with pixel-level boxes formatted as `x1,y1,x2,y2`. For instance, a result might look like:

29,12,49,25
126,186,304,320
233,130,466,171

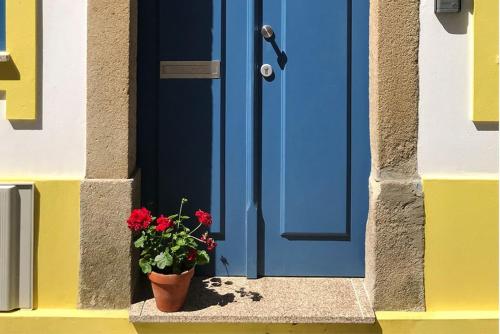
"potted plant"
126,198,217,312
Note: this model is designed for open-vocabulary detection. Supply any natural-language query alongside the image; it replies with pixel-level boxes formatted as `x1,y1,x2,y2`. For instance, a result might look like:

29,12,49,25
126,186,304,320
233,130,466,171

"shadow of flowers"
181,277,263,312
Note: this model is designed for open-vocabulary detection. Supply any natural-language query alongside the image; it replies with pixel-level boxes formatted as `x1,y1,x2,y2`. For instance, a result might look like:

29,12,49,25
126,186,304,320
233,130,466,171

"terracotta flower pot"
147,267,195,312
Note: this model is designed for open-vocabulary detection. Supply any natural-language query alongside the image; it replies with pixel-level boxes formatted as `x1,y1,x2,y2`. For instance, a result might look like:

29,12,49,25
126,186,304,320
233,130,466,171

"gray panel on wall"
0,184,34,311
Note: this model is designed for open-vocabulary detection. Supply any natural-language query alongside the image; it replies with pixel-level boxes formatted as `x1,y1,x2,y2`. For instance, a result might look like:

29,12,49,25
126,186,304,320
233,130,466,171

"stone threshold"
129,276,375,324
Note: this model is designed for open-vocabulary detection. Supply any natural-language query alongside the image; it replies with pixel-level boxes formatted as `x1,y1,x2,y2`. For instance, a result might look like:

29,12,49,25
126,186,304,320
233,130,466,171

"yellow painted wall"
1,179,497,333
0,310,497,334
0,0,37,120
472,0,499,122
423,178,499,311
1,180,80,308
34,180,80,308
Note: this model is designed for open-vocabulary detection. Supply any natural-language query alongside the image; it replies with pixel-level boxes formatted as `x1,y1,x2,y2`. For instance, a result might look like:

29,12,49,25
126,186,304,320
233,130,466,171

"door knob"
261,25,274,39
260,64,273,78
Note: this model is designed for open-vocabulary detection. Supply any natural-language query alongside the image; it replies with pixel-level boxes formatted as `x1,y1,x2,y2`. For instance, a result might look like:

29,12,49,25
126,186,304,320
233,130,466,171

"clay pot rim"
147,266,195,284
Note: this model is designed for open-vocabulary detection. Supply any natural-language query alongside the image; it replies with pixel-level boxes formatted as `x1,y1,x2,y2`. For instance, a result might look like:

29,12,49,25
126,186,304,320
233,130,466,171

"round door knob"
261,25,274,39
260,64,273,78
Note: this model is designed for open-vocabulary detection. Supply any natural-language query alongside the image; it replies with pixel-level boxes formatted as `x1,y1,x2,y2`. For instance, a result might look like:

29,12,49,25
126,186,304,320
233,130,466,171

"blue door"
260,0,369,276
138,0,369,277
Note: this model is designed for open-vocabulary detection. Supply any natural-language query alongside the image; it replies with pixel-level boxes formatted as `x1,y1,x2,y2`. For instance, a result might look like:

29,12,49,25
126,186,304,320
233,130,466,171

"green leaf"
134,235,146,248
154,252,173,269
176,238,186,246
171,245,180,252
186,238,197,248
196,250,210,265
180,216,190,220
139,258,152,274
168,214,178,220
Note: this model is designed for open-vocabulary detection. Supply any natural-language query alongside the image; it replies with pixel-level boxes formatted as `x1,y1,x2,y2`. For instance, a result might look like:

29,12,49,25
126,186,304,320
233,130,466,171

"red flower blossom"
186,248,197,261
195,210,212,226
127,208,152,231
201,232,217,251
206,238,217,251
155,215,173,232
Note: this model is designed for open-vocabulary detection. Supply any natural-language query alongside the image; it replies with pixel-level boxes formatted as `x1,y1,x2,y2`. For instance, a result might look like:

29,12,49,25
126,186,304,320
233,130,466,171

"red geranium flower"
155,215,173,232
186,248,197,261
201,232,217,251
127,208,152,231
206,238,217,251
195,210,212,226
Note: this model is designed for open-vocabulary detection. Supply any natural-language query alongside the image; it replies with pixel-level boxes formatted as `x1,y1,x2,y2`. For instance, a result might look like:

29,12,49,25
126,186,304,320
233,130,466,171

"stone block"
365,177,425,311
79,177,139,308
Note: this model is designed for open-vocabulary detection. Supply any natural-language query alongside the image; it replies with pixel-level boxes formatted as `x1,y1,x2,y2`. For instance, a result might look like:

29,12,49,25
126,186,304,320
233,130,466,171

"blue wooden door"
137,0,369,277
259,0,369,276
138,0,250,276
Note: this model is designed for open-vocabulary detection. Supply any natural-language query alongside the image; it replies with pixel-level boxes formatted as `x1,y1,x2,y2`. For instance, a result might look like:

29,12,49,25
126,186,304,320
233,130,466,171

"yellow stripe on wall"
34,180,80,308
0,0,37,120
0,310,497,334
472,0,499,122
423,178,499,311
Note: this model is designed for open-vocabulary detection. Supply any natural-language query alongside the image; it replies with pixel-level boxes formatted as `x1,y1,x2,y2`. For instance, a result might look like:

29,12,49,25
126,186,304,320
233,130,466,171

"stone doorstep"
129,277,375,324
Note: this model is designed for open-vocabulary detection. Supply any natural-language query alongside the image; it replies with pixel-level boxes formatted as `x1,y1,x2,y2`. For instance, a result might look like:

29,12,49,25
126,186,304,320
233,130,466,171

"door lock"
260,64,273,78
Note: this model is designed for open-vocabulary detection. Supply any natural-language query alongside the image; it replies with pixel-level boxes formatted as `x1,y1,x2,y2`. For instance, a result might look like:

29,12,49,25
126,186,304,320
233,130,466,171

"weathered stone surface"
365,177,425,311
369,0,420,180
366,0,425,311
131,277,375,323
87,0,137,179
79,177,140,309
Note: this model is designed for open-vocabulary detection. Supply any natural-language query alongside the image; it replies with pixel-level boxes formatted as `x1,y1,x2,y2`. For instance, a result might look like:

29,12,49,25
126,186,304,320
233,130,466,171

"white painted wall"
0,0,495,178
0,0,86,179
419,0,498,176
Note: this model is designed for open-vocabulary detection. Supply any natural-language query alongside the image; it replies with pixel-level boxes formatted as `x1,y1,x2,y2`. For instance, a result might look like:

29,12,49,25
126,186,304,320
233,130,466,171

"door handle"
261,25,274,39
260,25,287,70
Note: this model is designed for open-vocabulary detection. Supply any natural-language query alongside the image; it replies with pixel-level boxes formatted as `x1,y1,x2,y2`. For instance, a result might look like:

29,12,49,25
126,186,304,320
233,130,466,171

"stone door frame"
79,0,425,311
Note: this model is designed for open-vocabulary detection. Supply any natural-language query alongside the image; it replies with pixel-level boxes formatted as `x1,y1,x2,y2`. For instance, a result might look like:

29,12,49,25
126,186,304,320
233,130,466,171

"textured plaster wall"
365,0,425,311
0,0,86,178
418,0,498,176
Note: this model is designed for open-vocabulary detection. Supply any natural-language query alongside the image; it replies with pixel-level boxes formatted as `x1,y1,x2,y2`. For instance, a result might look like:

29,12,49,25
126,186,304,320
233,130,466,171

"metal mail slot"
160,60,221,79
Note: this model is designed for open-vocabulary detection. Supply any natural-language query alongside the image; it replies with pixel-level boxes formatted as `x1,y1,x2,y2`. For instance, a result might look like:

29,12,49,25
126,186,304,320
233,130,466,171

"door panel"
138,0,248,276
260,0,369,276
157,1,224,234
263,0,348,237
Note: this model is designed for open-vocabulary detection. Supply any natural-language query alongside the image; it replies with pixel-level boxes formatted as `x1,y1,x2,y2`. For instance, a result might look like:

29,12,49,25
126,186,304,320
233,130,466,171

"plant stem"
189,223,202,236
188,235,205,243
177,199,184,228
